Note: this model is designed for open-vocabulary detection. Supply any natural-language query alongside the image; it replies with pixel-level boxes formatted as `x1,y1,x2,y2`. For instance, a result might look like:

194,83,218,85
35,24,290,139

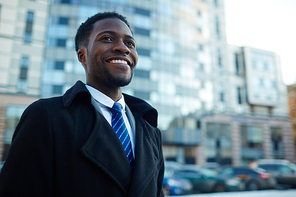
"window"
199,44,204,51
237,87,242,104
235,53,239,75
137,48,150,57
199,63,204,71
134,69,150,78
134,90,150,100
55,61,65,70
217,49,222,66
219,85,224,102
57,39,66,47
23,11,34,43
61,0,71,4
219,92,224,102
278,165,293,173
17,56,30,92
134,7,150,16
59,17,69,25
270,127,283,159
206,123,232,165
2,105,27,160
215,16,220,39
214,0,218,7
53,85,63,94
134,27,150,36
196,120,201,129
240,125,264,164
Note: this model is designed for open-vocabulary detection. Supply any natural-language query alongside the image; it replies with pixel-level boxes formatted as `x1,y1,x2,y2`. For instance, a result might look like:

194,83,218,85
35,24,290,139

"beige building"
0,0,49,160
288,84,296,157
163,46,295,166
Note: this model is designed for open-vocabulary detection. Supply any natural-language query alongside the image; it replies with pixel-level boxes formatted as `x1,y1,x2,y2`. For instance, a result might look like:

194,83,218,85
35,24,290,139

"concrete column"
262,124,273,159
176,147,185,164
231,122,241,166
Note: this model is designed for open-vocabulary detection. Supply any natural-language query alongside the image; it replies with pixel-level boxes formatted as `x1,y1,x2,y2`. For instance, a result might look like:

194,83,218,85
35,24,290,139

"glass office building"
42,0,216,130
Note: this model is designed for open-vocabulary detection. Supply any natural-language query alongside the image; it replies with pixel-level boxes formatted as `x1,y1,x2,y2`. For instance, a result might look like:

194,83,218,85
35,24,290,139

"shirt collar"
85,85,126,110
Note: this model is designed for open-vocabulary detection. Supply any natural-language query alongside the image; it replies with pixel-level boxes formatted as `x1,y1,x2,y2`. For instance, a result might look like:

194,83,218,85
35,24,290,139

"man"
0,12,164,197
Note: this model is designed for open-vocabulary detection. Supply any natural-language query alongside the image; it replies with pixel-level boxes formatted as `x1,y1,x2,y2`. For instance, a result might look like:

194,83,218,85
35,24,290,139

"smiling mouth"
108,59,129,65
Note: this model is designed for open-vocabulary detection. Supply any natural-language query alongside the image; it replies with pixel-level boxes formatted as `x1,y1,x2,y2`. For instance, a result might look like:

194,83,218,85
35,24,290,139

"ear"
77,47,87,69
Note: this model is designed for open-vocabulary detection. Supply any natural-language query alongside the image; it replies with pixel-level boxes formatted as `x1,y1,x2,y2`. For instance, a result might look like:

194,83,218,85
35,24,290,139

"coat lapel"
127,113,159,196
80,109,132,193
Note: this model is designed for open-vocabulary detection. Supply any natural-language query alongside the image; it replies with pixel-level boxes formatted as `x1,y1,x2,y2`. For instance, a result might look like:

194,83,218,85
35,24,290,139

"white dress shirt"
85,85,135,158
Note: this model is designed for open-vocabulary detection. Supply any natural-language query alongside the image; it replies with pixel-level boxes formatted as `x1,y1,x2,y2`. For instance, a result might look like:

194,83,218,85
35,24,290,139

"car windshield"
200,167,218,177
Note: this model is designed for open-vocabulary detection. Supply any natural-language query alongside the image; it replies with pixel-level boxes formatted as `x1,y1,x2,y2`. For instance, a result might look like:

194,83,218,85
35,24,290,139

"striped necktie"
109,102,134,168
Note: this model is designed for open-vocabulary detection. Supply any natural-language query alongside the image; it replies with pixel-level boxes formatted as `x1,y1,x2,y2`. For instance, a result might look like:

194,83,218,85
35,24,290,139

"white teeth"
110,59,128,65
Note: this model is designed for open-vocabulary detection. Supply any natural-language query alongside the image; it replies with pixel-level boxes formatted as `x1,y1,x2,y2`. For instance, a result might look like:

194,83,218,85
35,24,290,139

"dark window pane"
19,68,28,79
59,17,69,25
25,22,33,33
26,12,34,22
53,85,63,94
55,61,64,70
137,48,150,57
134,7,150,16
134,69,150,78
61,0,71,4
134,91,150,100
220,92,224,102
237,87,242,104
134,27,150,36
235,53,239,75
57,39,66,47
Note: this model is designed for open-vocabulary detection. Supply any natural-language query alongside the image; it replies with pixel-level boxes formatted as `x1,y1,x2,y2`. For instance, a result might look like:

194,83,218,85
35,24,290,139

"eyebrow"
95,30,135,41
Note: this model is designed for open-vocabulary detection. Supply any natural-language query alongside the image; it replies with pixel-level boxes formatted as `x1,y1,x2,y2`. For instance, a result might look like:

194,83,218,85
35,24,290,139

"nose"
112,40,130,55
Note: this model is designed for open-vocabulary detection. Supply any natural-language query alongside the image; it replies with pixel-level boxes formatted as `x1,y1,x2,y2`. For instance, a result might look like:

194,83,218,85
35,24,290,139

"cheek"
133,52,138,66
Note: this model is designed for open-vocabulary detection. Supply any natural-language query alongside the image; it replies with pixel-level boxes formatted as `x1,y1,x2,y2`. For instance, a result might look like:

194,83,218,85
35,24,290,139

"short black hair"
74,11,131,52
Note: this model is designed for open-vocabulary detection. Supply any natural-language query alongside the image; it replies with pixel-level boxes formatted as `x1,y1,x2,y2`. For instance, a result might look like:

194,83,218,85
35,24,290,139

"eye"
125,41,136,48
101,36,113,42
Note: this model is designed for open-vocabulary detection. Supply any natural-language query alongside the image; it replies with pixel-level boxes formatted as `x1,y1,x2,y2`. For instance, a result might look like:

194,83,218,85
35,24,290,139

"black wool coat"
0,81,164,197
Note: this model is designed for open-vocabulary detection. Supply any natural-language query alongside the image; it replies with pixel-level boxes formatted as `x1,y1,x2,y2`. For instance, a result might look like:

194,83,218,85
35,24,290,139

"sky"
224,0,296,85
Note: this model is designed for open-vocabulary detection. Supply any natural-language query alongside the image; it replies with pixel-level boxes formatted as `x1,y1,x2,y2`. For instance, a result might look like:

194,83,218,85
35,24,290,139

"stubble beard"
99,66,134,88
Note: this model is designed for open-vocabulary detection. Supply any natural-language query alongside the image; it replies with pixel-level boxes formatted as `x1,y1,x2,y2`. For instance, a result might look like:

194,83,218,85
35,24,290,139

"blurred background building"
288,84,296,158
0,0,49,161
0,0,295,165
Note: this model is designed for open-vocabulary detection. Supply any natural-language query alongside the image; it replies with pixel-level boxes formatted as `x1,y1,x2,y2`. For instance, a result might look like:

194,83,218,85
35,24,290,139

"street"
167,189,296,197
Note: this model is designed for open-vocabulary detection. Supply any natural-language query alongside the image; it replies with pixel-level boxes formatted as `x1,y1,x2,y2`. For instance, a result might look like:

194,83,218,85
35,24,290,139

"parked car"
218,166,276,190
163,162,193,196
172,165,243,193
204,162,221,171
257,159,296,188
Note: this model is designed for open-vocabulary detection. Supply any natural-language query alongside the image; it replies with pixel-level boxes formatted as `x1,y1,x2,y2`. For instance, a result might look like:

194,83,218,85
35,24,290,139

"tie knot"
111,102,122,113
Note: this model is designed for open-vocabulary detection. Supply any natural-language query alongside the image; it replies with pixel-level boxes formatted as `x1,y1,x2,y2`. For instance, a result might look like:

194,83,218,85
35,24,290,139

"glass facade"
41,0,213,130
240,125,264,165
2,105,27,161
270,127,284,159
206,123,232,165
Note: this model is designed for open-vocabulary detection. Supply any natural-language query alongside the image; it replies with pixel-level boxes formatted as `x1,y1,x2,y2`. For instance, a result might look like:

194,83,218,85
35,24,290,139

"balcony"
162,127,201,146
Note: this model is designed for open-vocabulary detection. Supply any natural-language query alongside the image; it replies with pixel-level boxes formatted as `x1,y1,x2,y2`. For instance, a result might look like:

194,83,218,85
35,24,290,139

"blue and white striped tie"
109,102,134,168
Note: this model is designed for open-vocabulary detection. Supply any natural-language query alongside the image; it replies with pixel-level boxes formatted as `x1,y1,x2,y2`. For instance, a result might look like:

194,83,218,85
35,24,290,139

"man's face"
81,18,138,89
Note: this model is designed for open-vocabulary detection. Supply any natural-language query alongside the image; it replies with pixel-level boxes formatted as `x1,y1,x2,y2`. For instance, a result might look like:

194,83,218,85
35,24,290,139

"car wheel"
213,183,226,192
162,186,171,196
246,181,260,190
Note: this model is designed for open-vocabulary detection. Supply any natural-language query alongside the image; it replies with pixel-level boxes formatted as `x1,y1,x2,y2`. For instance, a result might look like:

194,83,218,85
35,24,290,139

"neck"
87,83,122,102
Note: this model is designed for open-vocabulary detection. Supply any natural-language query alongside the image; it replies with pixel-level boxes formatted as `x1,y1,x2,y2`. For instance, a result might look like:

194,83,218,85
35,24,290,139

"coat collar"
62,80,158,127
